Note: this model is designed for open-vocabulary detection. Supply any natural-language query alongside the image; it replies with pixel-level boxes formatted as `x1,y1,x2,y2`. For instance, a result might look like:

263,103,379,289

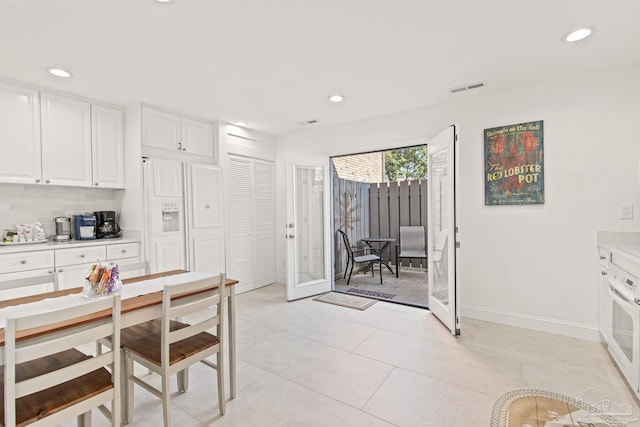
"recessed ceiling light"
47,67,72,78
155,0,173,3
233,121,248,127
328,94,345,103
561,27,594,43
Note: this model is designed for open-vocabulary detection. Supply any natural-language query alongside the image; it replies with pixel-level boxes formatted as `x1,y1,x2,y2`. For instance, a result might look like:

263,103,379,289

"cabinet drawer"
0,250,54,273
55,246,106,266
107,243,139,260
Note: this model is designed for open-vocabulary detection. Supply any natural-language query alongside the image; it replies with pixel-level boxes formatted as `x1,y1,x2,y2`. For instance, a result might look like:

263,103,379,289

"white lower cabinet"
56,262,96,290
0,241,140,295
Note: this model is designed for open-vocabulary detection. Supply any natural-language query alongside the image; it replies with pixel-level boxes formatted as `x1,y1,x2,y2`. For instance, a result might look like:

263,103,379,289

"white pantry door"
427,125,460,335
285,152,332,301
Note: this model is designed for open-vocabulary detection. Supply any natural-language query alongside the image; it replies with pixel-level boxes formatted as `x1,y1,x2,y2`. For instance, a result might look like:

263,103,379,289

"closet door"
253,160,275,287
228,156,255,293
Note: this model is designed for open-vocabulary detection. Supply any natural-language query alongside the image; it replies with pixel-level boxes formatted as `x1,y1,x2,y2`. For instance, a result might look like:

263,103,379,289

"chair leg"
177,368,189,392
77,412,92,427
379,261,382,284
343,258,349,279
395,246,399,278
161,374,172,427
124,352,134,423
346,261,354,285
217,349,226,415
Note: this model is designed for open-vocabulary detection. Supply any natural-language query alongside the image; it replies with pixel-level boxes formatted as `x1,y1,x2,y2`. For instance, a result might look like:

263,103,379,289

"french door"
427,125,460,335
285,152,332,301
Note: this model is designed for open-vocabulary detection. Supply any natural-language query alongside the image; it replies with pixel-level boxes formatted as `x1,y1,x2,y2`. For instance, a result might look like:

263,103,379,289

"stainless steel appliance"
54,217,72,241
94,211,121,239
74,214,97,240
602,244,640,398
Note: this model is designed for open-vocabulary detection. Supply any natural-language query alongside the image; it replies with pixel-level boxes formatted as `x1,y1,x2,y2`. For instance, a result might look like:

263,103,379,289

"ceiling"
1,0,639,136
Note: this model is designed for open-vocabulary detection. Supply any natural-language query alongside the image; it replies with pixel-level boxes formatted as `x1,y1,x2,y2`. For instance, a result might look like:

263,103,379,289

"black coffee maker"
94,211,121,239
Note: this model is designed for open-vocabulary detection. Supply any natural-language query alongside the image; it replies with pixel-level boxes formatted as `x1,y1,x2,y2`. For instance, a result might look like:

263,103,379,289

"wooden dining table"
0,270,239,400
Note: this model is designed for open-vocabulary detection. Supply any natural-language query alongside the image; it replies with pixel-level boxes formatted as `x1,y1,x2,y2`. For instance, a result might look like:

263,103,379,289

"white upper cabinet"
142,106,214,158
40,93,92,187
0,82,42,184
92,104,124,188
141,107,181,152
181,118,214,157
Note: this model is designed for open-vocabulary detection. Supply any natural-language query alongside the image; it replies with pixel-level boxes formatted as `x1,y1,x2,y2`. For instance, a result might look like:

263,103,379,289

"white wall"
275,63,640,340
0,183,119,237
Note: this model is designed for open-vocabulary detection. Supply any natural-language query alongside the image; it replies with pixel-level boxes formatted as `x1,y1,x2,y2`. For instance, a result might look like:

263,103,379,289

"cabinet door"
181,118,214,157
141,107,181,152
41,93,92,186
0,82,42,184
92,104,124,188
56,262,94,290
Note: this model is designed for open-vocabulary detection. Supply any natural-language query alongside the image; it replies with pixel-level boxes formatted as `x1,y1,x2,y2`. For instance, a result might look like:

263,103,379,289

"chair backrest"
116,260,149,277
161,274,225,368
0,270,59,293
337,230,354,260
4,294,121,426
399,226,426,256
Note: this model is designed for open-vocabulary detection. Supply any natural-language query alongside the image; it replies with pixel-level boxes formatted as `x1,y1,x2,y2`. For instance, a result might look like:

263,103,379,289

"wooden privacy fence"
333,177,370,276
370,179,428,269
334,177,428,276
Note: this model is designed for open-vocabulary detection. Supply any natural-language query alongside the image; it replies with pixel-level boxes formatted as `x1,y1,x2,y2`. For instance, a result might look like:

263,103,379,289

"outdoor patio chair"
395,226,427,277
338,229,383,285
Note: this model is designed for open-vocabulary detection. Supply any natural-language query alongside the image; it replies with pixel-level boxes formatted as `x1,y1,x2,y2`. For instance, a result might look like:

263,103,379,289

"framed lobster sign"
484,120,544,205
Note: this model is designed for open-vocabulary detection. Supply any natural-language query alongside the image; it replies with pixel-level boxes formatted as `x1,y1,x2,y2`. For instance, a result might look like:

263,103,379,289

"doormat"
347,288,396,299
313,292,377,311
490,389,628,427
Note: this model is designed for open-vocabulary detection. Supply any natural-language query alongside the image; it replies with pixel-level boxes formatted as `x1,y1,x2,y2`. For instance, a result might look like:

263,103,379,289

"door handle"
286,234,295,239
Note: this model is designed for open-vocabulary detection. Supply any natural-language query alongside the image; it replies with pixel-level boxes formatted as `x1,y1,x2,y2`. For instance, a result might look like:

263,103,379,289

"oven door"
607,281,640,392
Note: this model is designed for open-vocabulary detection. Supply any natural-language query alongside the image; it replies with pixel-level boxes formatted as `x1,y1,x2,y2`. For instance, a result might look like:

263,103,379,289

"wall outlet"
620,204,634,219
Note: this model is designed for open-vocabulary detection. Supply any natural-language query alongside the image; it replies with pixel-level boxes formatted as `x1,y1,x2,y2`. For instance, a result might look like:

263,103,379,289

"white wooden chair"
0,270,59,296
113,260,149,278
395,226,427,277
123,274,226,427
2,294,121,427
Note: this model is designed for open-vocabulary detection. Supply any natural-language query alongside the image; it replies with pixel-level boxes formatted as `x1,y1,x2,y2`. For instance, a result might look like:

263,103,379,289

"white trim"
460,304,601,342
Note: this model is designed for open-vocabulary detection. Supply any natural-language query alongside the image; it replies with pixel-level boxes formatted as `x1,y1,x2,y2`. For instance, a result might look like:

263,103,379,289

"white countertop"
0,237,139,254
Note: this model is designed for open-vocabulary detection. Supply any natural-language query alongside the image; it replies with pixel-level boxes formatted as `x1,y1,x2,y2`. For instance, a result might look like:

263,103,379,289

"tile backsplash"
0,184,119,238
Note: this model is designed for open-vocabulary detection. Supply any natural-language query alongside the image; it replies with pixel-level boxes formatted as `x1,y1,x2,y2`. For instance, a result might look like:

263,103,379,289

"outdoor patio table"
362,237,396,275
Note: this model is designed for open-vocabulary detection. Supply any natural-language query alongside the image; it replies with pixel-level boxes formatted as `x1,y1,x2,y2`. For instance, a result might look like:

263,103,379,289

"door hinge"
456,242,461,248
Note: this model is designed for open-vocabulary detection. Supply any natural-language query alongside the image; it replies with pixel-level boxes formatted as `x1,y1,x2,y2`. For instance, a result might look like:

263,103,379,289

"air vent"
296,119,319,126
449,81,486,94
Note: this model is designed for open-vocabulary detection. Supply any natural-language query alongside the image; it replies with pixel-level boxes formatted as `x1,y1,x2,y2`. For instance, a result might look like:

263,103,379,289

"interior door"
427,125,460,335
285,152,331,301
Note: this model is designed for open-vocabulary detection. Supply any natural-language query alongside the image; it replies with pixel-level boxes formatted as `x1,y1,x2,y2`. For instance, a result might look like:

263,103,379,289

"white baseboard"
460,304,601,342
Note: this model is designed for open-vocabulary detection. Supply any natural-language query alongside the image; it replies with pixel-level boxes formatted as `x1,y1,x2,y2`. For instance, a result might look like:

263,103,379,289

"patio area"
333,267,428,307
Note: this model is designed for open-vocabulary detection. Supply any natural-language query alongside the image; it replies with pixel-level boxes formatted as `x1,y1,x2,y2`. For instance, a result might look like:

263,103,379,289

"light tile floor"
69,283,640,426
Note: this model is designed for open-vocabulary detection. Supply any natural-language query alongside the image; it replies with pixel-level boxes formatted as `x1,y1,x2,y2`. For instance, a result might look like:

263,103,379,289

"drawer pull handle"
121,249,126,253
58,268,63,273
20,260,27,264
601,271,608,276
80,254,85,258
599,256,606,260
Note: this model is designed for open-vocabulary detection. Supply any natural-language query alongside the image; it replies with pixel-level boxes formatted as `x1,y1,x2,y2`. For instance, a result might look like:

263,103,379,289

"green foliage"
385,146,428,180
